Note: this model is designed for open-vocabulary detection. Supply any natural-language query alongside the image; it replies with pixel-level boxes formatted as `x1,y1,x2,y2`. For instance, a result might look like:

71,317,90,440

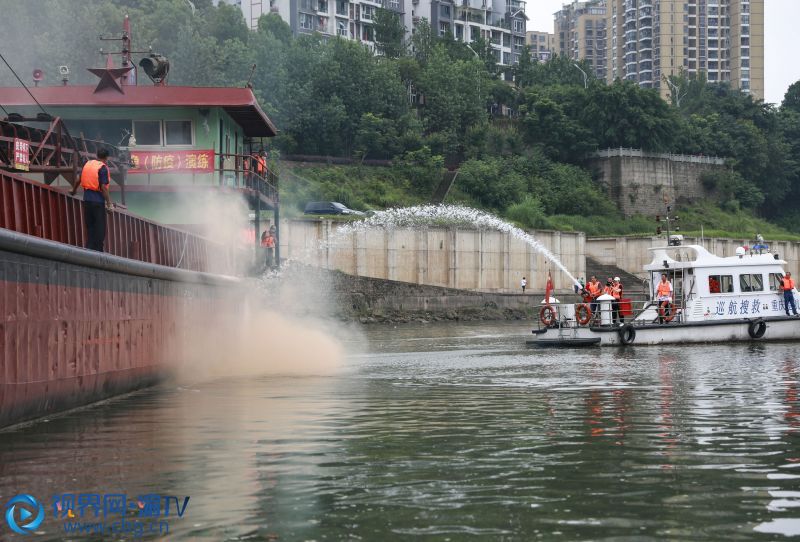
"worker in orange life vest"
586,275,602,316
70,148,114,252
781,272,799,316
612,276,623,323
656,273,673,323
261,227,276,269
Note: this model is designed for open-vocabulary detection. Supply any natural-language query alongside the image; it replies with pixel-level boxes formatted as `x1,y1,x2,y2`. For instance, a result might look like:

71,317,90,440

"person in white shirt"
520,277,527,293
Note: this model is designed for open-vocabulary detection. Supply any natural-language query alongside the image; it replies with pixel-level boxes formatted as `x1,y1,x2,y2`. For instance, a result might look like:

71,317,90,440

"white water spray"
334,204,582,288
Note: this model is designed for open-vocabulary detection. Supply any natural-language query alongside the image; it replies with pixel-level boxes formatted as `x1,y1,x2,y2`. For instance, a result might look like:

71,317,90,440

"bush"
506,196,551,229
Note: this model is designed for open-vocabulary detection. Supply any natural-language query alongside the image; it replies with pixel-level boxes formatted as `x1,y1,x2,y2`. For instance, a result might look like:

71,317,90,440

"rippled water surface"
2,322,800,540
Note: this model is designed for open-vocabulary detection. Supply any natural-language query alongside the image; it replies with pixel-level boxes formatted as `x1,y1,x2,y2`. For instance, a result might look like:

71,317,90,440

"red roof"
0,85,277,137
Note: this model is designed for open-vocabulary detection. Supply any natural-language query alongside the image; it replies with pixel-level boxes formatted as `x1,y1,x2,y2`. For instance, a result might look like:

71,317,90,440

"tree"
373,8,405,58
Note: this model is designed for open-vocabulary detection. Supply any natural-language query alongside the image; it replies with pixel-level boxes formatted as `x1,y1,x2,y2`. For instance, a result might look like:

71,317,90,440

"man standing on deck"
70,149,114,252
656,273,673,323
781,272,799,316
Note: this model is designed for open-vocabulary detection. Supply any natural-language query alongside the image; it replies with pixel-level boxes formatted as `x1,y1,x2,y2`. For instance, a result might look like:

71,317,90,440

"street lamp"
573,63,588,89
662,74,687,107
466,43,482,106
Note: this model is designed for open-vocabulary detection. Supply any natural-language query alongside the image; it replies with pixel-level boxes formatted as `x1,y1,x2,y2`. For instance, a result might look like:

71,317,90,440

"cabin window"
709,274,733,293
133,120,162,146
165,120,193,146
739,273,764,292
769,273,784,291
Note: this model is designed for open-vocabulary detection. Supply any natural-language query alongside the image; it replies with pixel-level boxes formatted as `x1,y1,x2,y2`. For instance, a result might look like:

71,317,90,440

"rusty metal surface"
1,168,234,274
0,118,125,183
0,248,240,428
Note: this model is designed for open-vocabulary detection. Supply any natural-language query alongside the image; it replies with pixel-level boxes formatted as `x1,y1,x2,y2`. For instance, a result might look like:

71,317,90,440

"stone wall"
589,149,727,217
587,236,800,279
277,219,585,293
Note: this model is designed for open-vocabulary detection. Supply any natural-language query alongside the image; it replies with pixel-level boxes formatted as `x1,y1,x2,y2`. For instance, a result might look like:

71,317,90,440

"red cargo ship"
0,17,279,428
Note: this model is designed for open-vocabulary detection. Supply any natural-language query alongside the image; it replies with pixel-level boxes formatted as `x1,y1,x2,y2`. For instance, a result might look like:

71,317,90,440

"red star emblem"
88,66,134,94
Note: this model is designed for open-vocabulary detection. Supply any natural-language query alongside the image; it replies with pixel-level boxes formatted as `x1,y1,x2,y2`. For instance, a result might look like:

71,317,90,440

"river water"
2,322,800,540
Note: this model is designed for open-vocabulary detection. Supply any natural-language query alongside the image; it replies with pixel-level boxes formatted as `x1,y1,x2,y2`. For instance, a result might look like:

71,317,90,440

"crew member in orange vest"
612,276,623,324
261,228,276,269
70,148,114,252
656,273,673,323
781,272,799,316
586,275,602,316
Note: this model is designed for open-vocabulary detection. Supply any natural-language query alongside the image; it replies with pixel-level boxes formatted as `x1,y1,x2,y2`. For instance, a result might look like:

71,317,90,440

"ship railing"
215,152,278,206
0,117,126,182
0,168,236,275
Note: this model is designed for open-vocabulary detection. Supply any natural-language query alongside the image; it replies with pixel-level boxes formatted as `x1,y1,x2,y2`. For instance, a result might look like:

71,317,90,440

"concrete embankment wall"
589,149,726,217
278,219,585,294
588,236,800,278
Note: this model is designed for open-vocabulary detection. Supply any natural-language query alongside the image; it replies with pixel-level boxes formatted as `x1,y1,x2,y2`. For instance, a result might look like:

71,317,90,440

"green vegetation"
3,0,800,238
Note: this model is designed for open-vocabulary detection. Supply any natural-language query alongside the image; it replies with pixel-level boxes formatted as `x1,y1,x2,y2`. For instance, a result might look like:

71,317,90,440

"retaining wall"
277,219,585,293
589,149,726,217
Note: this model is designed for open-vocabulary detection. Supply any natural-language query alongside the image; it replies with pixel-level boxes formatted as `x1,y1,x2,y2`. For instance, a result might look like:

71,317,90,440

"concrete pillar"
449,228,457,288
477,230,483,290
504,233,511,293
356,229,367,276
386,229,395,281
417,230,427,285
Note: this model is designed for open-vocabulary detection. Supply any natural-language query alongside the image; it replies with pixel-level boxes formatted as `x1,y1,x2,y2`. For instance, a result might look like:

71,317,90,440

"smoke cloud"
167,192,356,383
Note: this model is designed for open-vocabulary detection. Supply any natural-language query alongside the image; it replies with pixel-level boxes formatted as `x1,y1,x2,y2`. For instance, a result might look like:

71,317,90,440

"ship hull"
528,316,800,347
0,236,239,429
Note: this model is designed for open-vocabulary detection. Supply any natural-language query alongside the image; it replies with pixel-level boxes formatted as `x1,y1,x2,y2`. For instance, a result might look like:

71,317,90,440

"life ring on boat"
618,324,636,345
539,305,556,327
748,319,767,339
658,302,676,323
575,303,592,326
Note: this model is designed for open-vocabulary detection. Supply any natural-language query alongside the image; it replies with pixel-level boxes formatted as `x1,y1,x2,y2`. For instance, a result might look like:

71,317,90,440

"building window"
164,120,193,146
133,120,161,146
440,4,450,17
513,19,524,33
439,22,449,36
362,5,374,20
300,13,313,29
389,0,399,8
338,21,347,36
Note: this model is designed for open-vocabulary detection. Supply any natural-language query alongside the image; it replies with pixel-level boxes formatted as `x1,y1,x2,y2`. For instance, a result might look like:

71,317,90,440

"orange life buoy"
539,305,556,327
658,302,676,322
575,303,592,326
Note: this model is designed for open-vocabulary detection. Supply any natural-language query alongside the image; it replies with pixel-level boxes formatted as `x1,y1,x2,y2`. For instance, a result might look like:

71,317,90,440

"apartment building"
526,30,556,61
234,0,527,68
554,0,607,79
605,0,763,100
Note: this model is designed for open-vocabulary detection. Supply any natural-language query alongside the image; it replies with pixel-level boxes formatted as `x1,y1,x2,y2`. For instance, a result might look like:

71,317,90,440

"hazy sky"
525,0,799,105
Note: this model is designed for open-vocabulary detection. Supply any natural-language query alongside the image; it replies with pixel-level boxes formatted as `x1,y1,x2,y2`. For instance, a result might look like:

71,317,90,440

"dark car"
303,201,365,216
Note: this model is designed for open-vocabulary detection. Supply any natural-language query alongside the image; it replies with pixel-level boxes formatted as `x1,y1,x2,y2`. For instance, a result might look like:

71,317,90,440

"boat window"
133,120,161,146
770,273,784,291
739,273,764,292
165,120,193,146
709,274,733,293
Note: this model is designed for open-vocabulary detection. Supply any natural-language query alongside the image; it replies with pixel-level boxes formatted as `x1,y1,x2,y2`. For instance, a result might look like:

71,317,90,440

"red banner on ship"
129,150,215,174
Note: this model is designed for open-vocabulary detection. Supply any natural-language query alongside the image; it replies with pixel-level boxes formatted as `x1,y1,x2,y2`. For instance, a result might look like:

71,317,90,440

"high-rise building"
526,30,556,61
238,0,527,68
554,1,607,79
605,0,763,100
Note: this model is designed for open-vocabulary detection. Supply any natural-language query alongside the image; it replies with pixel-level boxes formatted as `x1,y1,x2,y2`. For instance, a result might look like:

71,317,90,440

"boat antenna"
0,51,49,116
0,102,9,116
246,63,256,88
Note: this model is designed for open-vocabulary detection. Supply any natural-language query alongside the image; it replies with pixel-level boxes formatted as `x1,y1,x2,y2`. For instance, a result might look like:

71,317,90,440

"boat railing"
0,168,237,275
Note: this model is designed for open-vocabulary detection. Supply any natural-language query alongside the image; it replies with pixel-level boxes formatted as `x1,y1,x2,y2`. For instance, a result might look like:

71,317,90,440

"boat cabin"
643,243,790,322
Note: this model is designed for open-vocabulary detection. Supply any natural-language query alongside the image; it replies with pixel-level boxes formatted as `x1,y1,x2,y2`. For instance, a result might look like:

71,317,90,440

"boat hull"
0,243,239,429
528,316,800,347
